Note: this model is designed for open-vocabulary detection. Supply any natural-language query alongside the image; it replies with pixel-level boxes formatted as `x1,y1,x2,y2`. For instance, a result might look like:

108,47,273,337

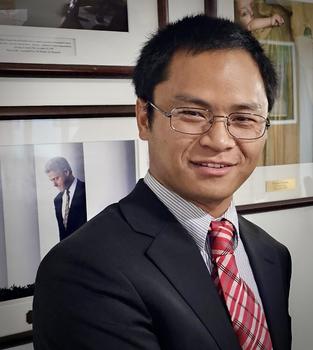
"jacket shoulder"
238,214,291,263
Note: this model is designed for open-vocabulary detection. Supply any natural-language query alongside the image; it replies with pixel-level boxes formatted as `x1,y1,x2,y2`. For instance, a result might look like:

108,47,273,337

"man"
45,157,87,241
34,15,291,349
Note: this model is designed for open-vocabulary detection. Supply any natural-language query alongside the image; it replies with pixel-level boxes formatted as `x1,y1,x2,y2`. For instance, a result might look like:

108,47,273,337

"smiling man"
33,15,292,350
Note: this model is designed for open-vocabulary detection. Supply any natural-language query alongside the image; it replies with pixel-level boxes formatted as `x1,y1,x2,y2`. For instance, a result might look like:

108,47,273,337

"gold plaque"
265,178,296,192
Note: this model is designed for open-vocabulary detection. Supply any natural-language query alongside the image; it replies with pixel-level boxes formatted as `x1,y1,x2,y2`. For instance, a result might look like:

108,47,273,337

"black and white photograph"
0,0,129,32
0,139,136,306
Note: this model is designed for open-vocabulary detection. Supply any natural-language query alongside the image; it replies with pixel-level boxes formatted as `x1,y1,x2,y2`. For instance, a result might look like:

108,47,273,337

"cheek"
166,137,193,164
150,135,189,171
241,141,265,167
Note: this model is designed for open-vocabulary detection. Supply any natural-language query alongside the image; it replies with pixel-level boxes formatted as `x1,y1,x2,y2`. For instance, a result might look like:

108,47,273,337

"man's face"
47,170,70,192
136,49,268,217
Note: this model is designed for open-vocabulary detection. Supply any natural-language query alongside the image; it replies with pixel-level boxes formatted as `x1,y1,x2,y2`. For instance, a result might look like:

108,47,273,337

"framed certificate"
0,0,168,78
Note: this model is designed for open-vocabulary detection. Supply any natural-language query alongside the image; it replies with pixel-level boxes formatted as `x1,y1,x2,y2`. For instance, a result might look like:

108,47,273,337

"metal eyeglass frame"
147,101,270,140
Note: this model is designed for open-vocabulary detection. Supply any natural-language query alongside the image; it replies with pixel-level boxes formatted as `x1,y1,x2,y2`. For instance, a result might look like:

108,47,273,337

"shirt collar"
144,172,239,252
66,177,77,196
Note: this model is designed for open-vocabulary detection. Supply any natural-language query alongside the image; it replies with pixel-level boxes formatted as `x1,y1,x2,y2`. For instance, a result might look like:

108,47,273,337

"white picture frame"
0,107,148,342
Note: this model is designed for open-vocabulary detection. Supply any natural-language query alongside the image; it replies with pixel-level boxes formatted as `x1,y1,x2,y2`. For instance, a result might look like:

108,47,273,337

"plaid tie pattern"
209,220,273,350
63,189,70,229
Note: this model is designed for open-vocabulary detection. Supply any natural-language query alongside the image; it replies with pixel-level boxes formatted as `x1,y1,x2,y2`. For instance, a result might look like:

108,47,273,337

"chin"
198,189,234,204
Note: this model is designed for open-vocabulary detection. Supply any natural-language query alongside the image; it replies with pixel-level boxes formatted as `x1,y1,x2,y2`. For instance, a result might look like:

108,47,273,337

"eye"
229,113,260,125
175,108,207,121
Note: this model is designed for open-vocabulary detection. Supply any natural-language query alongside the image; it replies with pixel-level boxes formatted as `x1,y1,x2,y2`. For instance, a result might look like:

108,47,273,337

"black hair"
132,15,277,123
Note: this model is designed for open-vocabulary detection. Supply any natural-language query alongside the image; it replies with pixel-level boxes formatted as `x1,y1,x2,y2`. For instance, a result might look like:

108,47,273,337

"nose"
198,116,236,150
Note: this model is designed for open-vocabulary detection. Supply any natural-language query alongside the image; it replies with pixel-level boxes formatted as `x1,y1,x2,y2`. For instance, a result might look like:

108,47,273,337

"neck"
190,198,232,218
66,176,75,189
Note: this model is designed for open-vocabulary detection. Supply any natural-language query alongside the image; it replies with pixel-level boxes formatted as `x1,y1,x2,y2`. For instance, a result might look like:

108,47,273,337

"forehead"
166,49,262,84
155,49,267,111
47,170,63,179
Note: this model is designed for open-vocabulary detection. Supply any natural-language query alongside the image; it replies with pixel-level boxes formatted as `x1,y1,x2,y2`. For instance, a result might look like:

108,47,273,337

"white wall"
245,206,313,350
168,0,204,22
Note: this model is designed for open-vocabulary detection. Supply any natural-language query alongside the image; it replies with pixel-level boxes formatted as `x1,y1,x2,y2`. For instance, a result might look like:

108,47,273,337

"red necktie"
209,220,273,350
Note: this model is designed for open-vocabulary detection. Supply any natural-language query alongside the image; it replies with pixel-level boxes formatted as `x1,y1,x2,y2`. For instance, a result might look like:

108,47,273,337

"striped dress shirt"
144,172,264,306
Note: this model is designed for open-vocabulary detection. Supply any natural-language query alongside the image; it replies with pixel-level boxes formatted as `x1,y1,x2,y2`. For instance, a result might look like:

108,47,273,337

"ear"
136,98,150,141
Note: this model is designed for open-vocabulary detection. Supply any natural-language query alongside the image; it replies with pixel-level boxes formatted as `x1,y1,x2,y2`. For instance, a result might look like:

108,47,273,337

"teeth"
200,163,227,168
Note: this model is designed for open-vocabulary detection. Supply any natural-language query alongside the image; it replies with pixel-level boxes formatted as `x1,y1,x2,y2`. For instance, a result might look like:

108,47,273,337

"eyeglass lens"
170,108,267,139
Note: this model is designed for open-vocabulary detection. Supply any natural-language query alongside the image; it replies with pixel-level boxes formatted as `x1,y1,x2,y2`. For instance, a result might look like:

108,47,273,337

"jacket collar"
120,180,241,349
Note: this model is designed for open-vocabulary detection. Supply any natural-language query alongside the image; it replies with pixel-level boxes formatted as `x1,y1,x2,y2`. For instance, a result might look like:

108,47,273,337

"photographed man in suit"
45,157,87,241
34,15,292,349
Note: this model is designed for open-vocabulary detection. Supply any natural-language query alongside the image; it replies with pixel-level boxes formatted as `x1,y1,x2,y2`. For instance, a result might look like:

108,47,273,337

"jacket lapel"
120,181,241,349
238,216,289,350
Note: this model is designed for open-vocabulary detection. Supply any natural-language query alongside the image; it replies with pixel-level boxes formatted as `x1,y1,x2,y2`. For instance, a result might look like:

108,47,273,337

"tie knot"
209,220,235,258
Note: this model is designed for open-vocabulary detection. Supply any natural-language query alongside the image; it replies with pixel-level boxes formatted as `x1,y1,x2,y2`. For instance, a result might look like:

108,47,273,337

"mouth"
197,162,231,168
191,161,235,168
190,160,236,176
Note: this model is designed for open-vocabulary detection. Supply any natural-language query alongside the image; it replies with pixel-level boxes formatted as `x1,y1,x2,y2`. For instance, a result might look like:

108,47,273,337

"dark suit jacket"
33,180,291,349
54,178,87,241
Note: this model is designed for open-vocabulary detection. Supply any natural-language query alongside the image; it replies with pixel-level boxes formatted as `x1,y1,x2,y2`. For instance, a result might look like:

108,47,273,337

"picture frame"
0,105,149,347
234,162,313,214
261,40,297,125
0,0,169,78
0,0,217,78
224,0,313,212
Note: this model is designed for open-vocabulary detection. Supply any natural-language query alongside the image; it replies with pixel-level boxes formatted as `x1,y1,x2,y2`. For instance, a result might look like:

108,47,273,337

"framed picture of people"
0,106,143,344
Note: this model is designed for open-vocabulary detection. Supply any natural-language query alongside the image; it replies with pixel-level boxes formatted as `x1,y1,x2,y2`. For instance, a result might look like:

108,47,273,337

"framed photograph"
0,105,149,346
228,0,313,211
0,0,169,78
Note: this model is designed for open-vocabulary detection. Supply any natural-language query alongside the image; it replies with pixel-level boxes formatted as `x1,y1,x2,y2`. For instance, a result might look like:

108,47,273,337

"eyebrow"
173,95,212,109
173,94,263,112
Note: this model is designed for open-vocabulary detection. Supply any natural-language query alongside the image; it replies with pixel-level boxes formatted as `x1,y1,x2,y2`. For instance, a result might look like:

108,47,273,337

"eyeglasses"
148,102,270,140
